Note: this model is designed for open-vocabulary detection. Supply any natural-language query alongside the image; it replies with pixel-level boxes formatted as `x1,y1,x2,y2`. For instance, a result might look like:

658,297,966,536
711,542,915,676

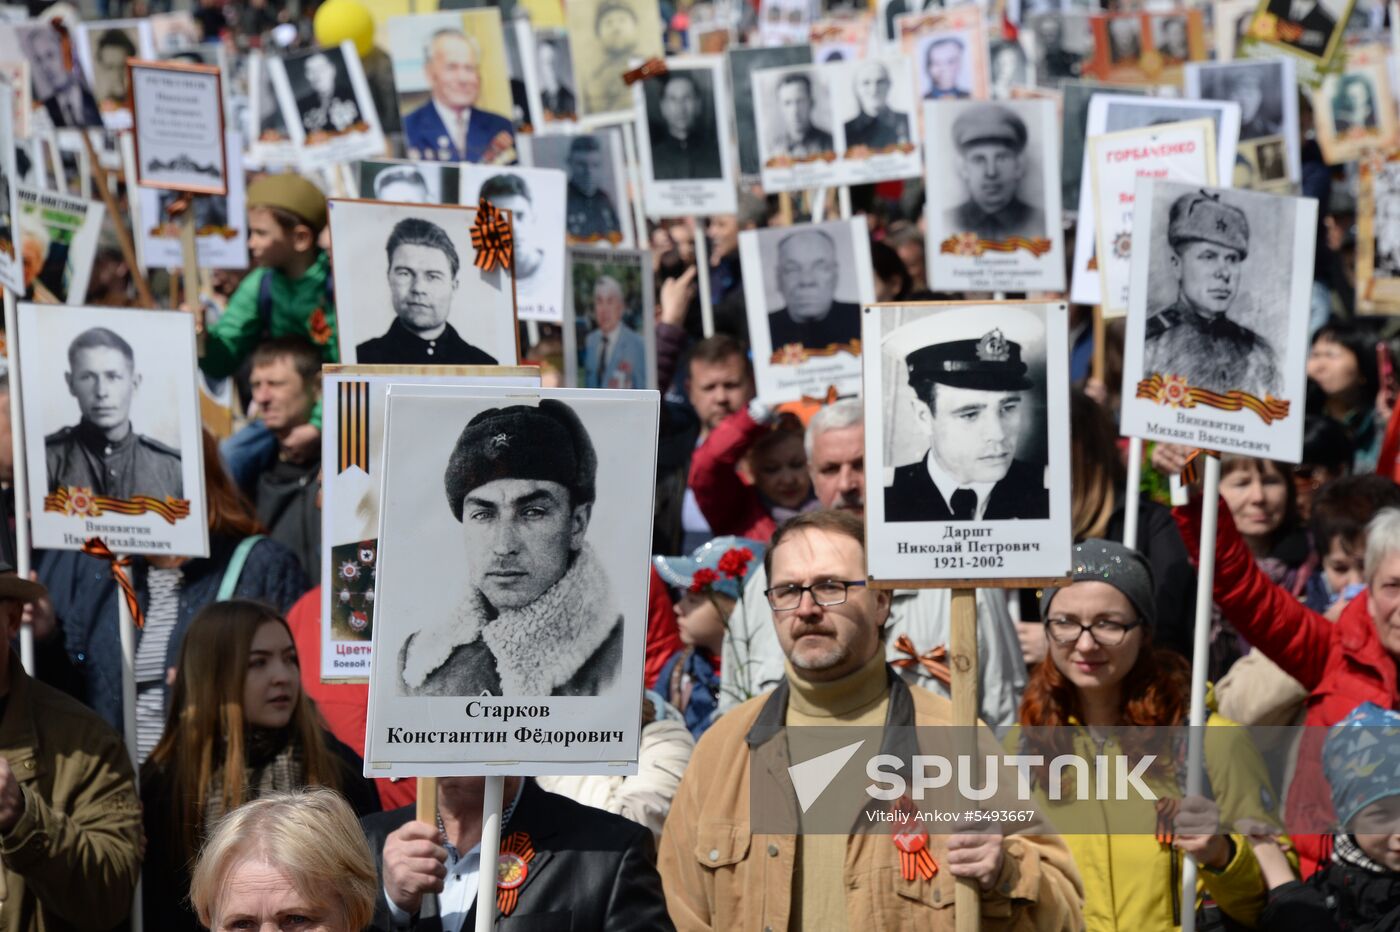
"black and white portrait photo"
1312,47,1398,164
1375,175,1400,277
1027,13,1093,86
458,165,569,322
1187,60,1288,140
247,51,293,169
862,302,1071,583
358,160,460,205
16,22,102,128
1121,180,1316,463
989,38,1030,99
566,0,664,123
1258,0,1349,61
364,386,657,775
1105,15,1142,64
827,56,923,185
78,19,151,130
740,217,874,403
269,41,384,170
635,56,737,218
532,31,577,124
926,99,1065,293
841,58,913,150
1154,15,1191,63
1358,160,1400,311
753,65,842,193
329,199,518,366
14,303,209,557
563,248,655,390
727,44,811,178
520,131,634,248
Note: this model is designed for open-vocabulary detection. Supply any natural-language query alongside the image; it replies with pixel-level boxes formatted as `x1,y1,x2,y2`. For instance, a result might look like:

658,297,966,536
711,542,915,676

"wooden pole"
475,775,505,932
1122,437,1143,546
78,131,156,309
949,587,980,932
3,290,32,676
692,217,714,337
116,571,144,932
177,204,205,353
1091,305,1106,384
416,775,437,824
1179,453,1221,932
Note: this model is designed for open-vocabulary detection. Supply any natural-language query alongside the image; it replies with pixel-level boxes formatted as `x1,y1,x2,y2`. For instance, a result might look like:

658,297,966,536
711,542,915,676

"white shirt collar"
924,449,995,520
433,99,472,135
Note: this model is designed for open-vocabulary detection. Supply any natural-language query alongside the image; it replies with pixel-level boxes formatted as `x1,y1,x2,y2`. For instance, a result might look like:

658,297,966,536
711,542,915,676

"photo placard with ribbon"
128,58,227,195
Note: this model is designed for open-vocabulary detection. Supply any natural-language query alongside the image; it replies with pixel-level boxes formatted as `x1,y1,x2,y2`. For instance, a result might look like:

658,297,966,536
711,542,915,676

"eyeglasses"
1044,617,1144,647
765,580,867,612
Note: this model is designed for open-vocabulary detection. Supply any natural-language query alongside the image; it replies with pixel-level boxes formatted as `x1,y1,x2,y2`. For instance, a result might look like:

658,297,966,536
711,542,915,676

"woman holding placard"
1013,538,1289,931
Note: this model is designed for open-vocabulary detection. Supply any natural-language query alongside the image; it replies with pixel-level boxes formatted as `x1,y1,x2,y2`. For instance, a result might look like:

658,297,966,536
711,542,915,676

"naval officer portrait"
397,401,623,696
47,327,183,501
1143,190,1280,398
843,61,911,150
356,217,499,365
885,329,1048,522
944,104,1045,242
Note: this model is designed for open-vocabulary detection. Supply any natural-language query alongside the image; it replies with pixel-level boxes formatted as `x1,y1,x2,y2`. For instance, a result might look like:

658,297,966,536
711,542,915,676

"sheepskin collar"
401,545,619,695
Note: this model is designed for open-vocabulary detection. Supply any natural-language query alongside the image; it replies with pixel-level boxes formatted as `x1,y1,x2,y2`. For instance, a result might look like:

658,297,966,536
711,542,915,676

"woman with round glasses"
1013,539,1291,932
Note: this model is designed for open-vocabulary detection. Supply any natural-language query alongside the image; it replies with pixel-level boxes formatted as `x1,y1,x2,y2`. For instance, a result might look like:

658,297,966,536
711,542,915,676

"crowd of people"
3,0,1400,929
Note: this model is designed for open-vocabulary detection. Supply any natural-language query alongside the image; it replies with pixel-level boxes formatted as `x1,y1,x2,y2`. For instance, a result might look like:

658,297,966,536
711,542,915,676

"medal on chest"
496,830,536,916
890,797,937,881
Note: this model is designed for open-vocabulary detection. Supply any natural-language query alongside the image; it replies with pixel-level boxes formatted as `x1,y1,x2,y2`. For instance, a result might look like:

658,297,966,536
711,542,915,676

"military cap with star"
905,329,1034,392
444,400,598,521
951,105,1028,153
1167,190,1249,257
595,0,638,30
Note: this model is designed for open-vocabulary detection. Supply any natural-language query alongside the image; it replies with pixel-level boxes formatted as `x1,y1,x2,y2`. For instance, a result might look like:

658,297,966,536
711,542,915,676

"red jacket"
1174,498,1398,875
646,565,683,690
285,588,417,811
686,409,778,542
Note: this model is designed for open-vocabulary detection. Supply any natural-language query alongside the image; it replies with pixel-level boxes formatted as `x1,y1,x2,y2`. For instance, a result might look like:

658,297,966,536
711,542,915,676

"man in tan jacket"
0,558,142,931
658,510,1083,930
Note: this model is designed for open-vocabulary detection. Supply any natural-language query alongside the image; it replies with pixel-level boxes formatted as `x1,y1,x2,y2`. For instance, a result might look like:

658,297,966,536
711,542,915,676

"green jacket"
0,656,142,932
200,250,340,380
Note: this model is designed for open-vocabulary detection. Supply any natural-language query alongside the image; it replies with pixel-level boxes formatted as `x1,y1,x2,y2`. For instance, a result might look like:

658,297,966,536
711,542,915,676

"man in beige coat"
659,510,1083,930
0,559,142,931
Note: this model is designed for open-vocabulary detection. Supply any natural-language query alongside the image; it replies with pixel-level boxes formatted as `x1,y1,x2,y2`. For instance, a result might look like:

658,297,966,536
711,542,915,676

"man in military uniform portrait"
1201,65,1283,140
47,327,183,501
885,329,1048,522
356,217,499,365
584,0,642,115
397,401,622,697
843,61,911,150
770,73,834,159
767,229,861,352
1143,190,1280,398
648,71,722,180
944,104,1045,241
565,136,623,242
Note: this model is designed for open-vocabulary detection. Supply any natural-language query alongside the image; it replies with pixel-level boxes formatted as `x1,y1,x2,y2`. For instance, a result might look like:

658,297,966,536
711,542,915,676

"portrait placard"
897,6,990,102
728,44,813,179
566,0,665,125
1311,44,1398,165
15,185,104,305
634,56,738,218
0,77,19,293
1185,58,1300,191
523,26,579,129
132,131,246,269
925,98,1065,293
1070,94,1240,306
562,248,656,390
862,301,1072,586
1059,80,1144,214
1088,119,1217,318
740,218,875,404
1024,13,1096,87
319,366,541,682
753,63,842,193
1354,153,1400,313
1119,180,1317,463
0,58,30,140
247,51,294,170
356,158,460,205
1085,11,1207,85
457,164,568,323
1241,0,1353,84
363,386,659,776
130,59,227,194
269,41,385,172
988,36,1032,100
328,198,519,367
829,55,922,185
75,19,154,132
518,130,635,248
8,22,102,129
811,13,873,63
13,303,209,558
1213,0,1259,60
388,10,517,164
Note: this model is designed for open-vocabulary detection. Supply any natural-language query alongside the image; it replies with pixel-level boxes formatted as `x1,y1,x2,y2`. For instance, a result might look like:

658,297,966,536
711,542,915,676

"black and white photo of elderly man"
766,229,861,351
944,104,1045,242
397,401,622,696
843,61,911,150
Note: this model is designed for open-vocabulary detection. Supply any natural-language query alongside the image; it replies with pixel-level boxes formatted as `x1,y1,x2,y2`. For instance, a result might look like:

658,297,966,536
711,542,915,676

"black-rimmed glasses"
765,580,867,612
1044,617,1144,647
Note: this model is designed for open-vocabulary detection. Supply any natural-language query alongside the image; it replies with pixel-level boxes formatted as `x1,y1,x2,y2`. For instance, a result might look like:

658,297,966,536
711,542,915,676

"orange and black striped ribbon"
890,634,952,689
81,538,144,629
471,198,514,273
496,831,536,916
1179,448,1219,487
44,486,191,525
338,380,370,474
1155,797,1180,848
1136,374,1292,425
899,845,938,882
938,234,1054,258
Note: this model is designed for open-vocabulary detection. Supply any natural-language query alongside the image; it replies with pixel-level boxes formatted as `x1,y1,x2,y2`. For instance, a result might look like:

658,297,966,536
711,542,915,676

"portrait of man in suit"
582,275,646,389
884,329,1048,522
404,28,515,163
356,217,499,365
21,24,102,128
536,37,576,120
766,229,860,352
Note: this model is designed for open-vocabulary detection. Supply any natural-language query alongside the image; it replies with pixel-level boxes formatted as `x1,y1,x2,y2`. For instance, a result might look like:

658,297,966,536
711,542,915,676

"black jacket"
767,301,861,352
1259,856,1400,932
362,780,674,931
356,318,499,366
884,456,1049,522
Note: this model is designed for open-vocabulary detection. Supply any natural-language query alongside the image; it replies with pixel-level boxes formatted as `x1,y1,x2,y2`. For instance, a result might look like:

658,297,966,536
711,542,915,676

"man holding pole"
658,510,1083,929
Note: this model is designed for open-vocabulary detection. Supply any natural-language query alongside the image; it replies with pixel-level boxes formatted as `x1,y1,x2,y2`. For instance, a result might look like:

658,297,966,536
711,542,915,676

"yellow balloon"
314,0,376,58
